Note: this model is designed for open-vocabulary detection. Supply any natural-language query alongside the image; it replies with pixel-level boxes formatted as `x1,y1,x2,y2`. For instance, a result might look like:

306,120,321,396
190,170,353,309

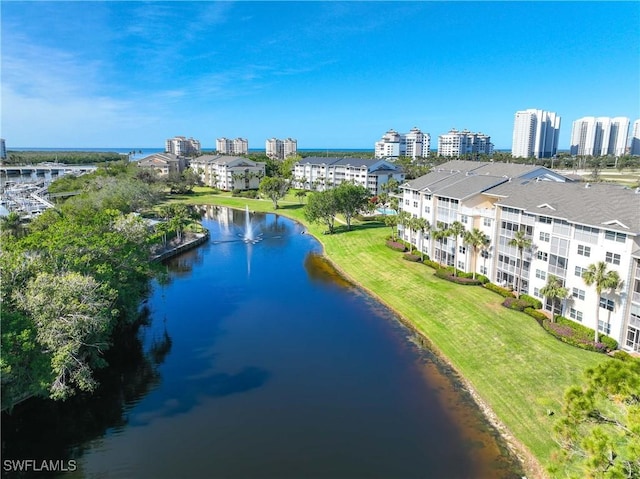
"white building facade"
374,127,430,159
437,129,494,157
293,157,404,195
266,138,297,159
512,109,560,159
570,116,630,156
399,160,640,352
165,136,201,157
629,119,640,156
190,155,265,191
216,138,249,155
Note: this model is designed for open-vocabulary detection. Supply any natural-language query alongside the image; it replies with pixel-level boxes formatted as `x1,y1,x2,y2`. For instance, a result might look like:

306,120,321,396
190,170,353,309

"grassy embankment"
172,187,608,477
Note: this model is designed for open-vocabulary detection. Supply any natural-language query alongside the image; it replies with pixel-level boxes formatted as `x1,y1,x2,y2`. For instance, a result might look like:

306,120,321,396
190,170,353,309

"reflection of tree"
0,310,173,471
303,253,354,290
165,248,204,278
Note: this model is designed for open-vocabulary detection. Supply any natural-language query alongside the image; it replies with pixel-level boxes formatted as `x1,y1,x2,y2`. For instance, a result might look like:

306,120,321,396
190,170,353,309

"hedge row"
386,240,407,252
519,294,542,310
434,269,483,285
542,317,617,353
483,282,516,298
403,253,421,262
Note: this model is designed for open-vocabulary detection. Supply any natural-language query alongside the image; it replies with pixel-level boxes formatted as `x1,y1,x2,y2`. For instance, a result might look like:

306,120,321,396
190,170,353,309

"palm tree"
432,222,450,267
449,221,466,276
0,211,24,238
464,228,490,280
508,229,532,297
540,275,568,321
397,211,412,245
413,217,430,261
582,262,622,343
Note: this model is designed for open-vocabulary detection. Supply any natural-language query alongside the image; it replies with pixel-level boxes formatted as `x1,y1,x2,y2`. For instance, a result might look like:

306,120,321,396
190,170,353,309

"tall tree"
14,271,117,400
259,176,289,209
551,355,640,478
582,262,622,343
0,211,24,238
464,228,490,280
432,222,450,267
304,190,339,234
448,221,466,276
396,211,412,244
540,275,568,320
333,182,371,231
413,217,430,261
384,214,398,241
508,229,532,297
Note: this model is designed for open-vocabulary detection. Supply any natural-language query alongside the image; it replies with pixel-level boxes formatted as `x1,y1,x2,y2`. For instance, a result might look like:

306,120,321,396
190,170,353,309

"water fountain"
242,205,262,244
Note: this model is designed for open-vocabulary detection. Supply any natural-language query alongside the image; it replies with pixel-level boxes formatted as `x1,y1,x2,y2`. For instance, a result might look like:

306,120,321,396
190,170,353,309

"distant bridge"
0,164,97,176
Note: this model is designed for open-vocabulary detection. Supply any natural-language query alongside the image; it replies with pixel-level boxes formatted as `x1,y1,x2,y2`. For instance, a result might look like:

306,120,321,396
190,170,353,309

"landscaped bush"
456,271,490,284
483,283,516,298
386,240,407,252
542,316,618,353
434,269,482,285
231,189,259,198
403,253,421,262
519,294,543,310
423,259,441,270
501,297,530,311
524,307,548,323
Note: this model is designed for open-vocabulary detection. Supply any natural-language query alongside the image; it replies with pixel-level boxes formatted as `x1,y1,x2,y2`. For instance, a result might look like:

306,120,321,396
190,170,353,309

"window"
539,232,550,242
599,297,615,311
537,251,548,262
577,245,591,257
460,215,468,224
535,269,546,280
459,246,466,254
405,199,410,205
552,219,571,236
457,261,464,270
574,225,599,244
480,250,489,259
569,308,583,322
605,252,621,265
575,266,585,277
483,218,492,227
572,288,585,300
479,266,487,275
413,201,418,208
605,230,626,243
538,216,552,224
598,320,611,335
533,287,541,298
424,206,430,214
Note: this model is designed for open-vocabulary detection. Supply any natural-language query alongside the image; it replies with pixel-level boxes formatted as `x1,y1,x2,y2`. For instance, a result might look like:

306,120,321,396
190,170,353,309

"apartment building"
400,160,640,351
216,138,249,155
437,129,494,157
374,127,430,159
293,157,404,195
165,136,201,157
570,117,630,156
0,138,6,160
629,119,640,156
512,109,560,159
266,138,297,159
190,155,265,191
137,152,186,176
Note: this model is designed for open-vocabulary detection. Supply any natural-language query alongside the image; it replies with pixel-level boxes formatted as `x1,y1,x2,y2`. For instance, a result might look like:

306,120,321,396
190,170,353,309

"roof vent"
585,183,590,188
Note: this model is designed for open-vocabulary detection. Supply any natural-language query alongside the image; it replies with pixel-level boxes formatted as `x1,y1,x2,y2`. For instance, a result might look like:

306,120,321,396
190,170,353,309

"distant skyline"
2,1,639,150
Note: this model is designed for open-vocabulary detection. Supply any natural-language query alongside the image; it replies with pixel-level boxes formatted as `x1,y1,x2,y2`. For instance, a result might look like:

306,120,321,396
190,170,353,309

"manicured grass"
174,189,608,476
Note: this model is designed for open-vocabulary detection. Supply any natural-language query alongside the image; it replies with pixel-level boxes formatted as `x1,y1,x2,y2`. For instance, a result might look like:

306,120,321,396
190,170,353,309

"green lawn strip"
176,190,608,473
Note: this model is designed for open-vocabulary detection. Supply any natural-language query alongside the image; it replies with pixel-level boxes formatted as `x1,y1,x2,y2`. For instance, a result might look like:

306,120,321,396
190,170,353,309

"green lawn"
172,189,608,477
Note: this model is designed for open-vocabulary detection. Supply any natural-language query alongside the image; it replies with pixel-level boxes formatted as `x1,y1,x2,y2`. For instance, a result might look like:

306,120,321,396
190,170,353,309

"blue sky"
2,1,639,150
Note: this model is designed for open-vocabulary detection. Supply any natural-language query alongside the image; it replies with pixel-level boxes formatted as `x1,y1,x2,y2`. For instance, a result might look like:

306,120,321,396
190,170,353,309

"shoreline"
314,239,542,479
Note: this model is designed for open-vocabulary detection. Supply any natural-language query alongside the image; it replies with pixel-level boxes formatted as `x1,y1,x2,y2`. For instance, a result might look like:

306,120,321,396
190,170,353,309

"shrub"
231,189,258,198
423,259,441,270
519,294,542,309
483,283,516,298
524,307,548,323
434,269,482,285
543,316,618,353
501,297,529,311
386,240,406,252
403,253,421,262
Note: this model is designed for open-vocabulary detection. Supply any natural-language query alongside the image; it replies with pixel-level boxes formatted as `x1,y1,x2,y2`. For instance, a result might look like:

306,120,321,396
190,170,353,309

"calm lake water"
1,206,522,478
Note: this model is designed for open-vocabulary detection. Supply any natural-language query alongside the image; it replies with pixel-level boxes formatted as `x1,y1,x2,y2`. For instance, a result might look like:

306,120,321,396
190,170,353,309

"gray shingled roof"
434,159,565,180
403,170,508,199
485,181,640,234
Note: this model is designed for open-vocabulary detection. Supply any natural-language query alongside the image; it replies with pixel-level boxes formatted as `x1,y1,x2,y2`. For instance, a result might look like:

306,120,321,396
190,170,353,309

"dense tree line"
0,163,187,410
4,151,125,165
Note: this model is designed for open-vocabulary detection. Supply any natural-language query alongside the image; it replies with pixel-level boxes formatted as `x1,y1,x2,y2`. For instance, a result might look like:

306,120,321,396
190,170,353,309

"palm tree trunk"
594,293,600,343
